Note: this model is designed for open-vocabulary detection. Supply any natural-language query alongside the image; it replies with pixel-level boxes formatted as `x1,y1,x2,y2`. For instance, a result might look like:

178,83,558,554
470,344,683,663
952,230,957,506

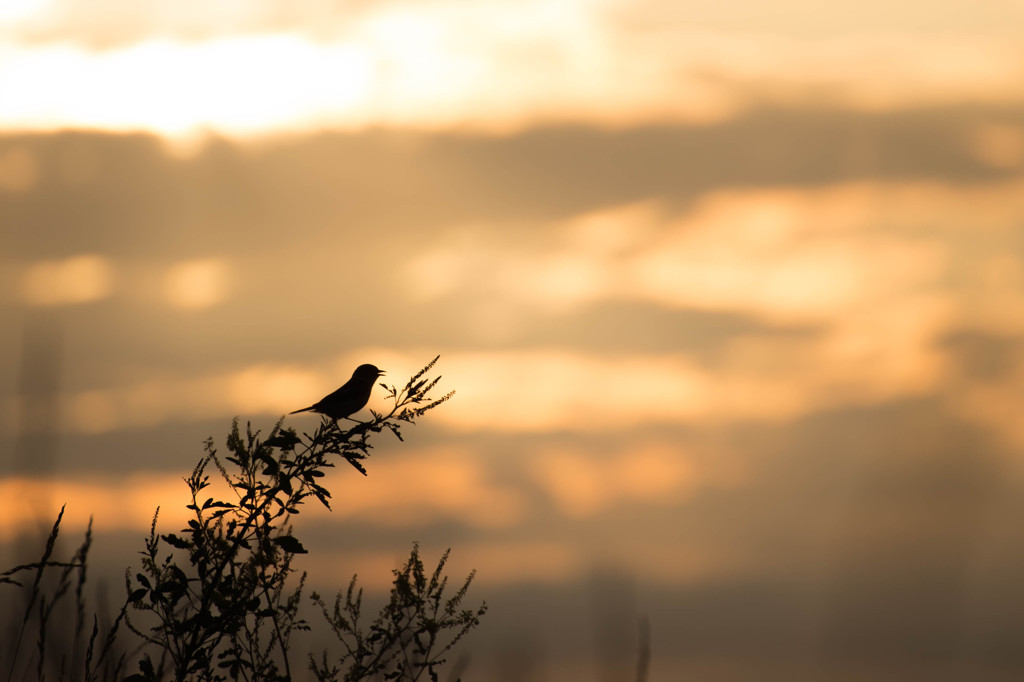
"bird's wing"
320,384,357,403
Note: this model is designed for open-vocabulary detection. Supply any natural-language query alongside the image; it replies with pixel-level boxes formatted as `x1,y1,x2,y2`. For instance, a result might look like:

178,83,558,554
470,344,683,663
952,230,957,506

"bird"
289,364,385,421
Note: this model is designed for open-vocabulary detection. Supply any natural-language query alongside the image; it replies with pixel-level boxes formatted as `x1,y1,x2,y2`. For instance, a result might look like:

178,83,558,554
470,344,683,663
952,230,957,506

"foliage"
309,545,485,682
2,357,483,682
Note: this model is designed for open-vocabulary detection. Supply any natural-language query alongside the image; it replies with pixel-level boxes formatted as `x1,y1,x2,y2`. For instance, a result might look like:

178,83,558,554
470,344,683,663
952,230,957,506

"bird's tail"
289,406,316,415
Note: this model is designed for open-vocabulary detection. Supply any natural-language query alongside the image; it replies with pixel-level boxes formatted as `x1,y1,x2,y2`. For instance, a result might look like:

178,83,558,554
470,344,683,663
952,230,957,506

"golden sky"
2,0,1024,136
3,1,1024,678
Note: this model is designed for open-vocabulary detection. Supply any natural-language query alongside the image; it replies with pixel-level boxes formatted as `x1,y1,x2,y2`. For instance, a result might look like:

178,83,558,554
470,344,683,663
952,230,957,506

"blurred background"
3,0,1024,679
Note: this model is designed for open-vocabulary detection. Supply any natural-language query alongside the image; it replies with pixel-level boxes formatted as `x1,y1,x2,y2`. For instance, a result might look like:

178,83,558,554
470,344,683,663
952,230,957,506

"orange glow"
317,447,526,529
3,4,1024,678
0,447,526,542
25,173,1024,436
0,474,192,542
163,258,232,309
624,184,949,322
21,254,114,305
0,437,742,544
531,444,695,518
228,365,322,416
400,180,1024,326
43,325,950,434
48,351,447,432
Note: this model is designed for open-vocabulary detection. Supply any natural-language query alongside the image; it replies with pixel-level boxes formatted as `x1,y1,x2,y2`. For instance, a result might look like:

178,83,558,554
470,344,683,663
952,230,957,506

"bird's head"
353,363,385,380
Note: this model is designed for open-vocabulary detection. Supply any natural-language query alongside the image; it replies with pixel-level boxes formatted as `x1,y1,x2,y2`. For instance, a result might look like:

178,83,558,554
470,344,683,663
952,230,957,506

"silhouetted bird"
289,364,385,421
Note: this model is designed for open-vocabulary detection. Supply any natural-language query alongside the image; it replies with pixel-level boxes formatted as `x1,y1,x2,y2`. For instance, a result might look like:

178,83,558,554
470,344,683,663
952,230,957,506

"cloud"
8,178,1019,439
2,1,1023,136
408,181,1024,326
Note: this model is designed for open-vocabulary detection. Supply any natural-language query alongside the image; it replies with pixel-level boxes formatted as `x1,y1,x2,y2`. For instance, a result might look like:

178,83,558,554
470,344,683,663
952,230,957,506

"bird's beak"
378,370,386,376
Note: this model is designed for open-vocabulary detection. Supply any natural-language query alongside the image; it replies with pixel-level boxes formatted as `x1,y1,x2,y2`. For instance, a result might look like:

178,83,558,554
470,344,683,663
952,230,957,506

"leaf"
156,580,182,594
260,454,280,476
344,457,368,476
168,564,189,583
266,429,301,451
272,535,308,554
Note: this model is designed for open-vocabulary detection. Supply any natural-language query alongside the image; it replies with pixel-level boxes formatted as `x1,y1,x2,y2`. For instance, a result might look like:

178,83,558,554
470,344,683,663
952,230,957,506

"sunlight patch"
229,365,326,416
22,254,114,306
0,447,526,543
531,445,696,518
0,474,192,543
163,257,231,309
0,0,49,22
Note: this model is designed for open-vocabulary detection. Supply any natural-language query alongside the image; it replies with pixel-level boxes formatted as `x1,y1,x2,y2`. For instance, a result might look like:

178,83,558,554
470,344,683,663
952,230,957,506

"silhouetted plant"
1,507,129,682
309,545,485,682
122,356,478,682
2,357,484,682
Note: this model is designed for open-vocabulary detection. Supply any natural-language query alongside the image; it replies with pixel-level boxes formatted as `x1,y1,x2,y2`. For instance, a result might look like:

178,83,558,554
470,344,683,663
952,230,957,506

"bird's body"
290,364,384,421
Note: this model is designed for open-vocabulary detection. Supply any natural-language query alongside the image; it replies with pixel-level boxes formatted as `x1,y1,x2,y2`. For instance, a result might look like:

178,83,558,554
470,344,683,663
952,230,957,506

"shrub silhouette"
2,356,485,682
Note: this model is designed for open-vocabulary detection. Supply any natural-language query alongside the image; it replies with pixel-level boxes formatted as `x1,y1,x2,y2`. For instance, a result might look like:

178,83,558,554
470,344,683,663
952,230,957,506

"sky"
3,1,1024,680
